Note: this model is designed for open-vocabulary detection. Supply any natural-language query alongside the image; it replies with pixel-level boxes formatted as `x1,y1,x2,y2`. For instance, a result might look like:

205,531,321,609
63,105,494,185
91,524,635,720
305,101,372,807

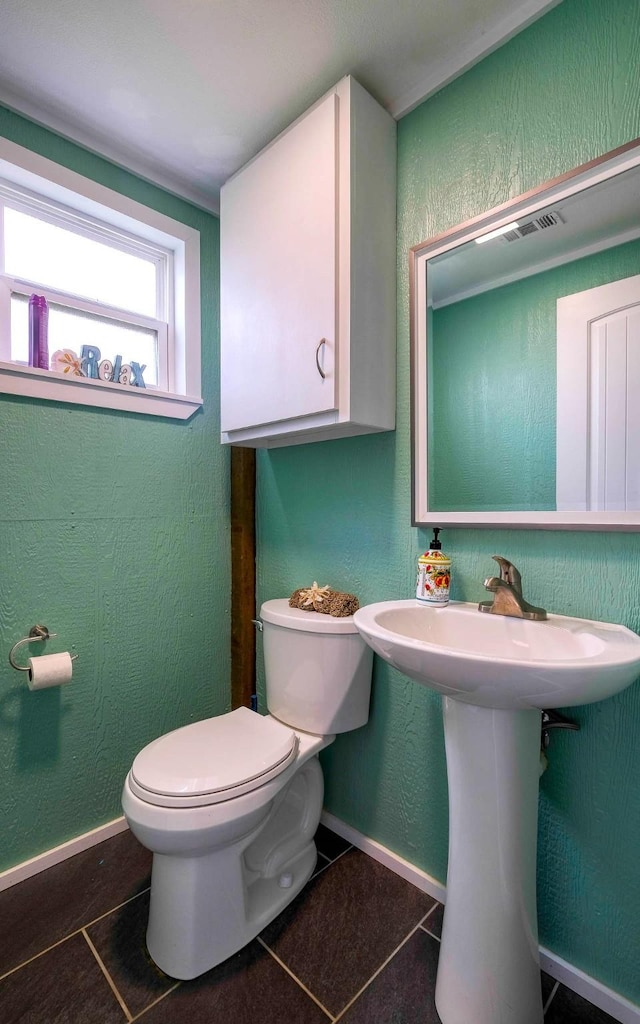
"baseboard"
321,811,640,1024
0,816,129,892
538,949,640,1024
320,810,447,903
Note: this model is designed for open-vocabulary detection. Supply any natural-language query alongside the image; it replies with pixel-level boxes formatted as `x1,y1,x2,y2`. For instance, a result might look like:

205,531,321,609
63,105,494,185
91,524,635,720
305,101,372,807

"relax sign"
80,345,147,387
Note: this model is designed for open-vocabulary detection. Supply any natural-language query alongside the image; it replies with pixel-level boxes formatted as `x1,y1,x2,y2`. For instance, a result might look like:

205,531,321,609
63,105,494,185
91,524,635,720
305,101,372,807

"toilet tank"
260,599,373,734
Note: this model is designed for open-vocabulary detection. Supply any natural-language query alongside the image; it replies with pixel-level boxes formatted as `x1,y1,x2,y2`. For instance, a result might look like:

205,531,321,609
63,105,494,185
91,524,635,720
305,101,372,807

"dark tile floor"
0,824,621,1023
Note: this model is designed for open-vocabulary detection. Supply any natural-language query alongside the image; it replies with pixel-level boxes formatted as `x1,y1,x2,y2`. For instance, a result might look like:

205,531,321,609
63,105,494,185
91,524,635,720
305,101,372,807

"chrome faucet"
478,555,547,621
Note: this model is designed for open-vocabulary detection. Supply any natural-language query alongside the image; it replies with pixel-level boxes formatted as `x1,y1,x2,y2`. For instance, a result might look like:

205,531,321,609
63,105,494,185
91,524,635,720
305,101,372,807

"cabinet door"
221,94,338,433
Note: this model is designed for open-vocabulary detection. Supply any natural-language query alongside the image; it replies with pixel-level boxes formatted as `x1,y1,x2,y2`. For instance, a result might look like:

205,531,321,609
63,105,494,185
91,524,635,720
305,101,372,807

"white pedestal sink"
353,600,640,1024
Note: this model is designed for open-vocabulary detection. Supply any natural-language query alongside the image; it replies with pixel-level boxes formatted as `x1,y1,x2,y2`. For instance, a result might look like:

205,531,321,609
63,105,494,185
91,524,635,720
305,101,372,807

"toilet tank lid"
260,598,358,634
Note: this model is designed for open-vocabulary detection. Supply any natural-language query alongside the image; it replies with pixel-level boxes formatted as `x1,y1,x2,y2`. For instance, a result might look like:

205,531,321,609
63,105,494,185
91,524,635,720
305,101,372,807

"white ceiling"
0,0,560,213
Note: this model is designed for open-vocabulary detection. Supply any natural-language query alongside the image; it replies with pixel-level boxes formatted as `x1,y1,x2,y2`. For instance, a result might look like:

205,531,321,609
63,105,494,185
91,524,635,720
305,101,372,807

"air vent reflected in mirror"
502,210,565,242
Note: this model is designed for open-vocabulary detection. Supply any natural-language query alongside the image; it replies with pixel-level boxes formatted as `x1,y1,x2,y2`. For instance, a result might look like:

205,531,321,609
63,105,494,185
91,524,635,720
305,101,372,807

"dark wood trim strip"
230,446,256,709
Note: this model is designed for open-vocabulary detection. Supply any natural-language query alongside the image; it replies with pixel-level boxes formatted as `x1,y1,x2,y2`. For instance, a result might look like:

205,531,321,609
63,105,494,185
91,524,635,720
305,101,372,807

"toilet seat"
129,707,299,808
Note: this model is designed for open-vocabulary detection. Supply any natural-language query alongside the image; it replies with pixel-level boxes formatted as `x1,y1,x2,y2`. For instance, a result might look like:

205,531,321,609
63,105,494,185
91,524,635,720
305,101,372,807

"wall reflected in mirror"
411,139,640,529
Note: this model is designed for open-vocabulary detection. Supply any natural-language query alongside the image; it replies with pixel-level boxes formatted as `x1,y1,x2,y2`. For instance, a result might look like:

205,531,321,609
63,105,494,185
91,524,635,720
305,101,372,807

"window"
0,138,201,419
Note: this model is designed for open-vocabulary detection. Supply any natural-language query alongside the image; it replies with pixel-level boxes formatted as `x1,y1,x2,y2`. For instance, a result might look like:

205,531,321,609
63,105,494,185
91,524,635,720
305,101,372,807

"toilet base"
144,756,324,979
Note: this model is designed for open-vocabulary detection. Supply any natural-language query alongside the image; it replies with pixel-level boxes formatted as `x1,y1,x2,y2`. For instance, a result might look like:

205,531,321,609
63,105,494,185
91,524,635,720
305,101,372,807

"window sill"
0,361,202,420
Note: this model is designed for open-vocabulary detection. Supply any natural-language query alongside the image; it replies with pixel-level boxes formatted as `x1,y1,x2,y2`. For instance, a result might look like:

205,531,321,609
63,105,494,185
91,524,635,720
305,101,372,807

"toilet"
121,598,373,980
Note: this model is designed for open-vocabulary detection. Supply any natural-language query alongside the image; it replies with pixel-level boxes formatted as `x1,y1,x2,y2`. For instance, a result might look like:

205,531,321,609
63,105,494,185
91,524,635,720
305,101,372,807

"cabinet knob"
315,338,327,380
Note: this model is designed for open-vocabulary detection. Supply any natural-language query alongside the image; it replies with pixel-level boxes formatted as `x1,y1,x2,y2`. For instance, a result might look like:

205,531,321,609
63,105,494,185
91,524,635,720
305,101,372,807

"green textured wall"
430,238,640,510
0,108,228,871
257,0,640,1005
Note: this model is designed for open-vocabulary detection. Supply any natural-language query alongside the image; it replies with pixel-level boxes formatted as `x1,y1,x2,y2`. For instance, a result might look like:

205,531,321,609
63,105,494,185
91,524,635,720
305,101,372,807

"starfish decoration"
299,581,331,610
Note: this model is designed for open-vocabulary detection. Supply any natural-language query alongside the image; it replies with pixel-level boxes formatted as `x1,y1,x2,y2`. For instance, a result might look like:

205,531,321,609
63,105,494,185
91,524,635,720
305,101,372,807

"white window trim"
0,137,202,420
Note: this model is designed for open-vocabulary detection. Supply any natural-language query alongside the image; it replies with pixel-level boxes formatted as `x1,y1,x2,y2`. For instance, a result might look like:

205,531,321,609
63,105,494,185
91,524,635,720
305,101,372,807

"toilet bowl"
122,599,373,980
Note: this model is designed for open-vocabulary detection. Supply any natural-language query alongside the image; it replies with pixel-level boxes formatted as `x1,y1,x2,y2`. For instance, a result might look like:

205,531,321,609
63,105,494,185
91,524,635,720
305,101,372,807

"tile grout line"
543,980,560,1016
305,846,353,887
418,905,441,931
313,844,353,879
84,887,152,931
0,934,75,984
332,906,438,1022
82,928,133,1022
0,887,151,983
417,905,442,942
257,937,336,1021
130,981,182,1022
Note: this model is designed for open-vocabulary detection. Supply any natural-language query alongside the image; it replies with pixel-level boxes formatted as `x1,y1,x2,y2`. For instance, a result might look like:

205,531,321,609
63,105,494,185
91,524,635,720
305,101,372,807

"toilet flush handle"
251,618,263,632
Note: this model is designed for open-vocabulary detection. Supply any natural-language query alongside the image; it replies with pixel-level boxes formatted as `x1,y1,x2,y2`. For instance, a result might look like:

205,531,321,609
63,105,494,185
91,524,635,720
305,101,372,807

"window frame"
4,278,170,389
0,137,202,419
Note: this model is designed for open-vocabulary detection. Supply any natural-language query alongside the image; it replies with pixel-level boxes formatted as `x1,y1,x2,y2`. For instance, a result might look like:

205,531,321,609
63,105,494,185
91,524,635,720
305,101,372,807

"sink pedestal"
436,699,544,1024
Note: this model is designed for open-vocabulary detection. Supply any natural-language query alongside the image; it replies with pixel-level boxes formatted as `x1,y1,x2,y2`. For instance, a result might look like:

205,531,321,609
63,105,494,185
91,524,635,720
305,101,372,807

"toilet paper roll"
27,652,73,691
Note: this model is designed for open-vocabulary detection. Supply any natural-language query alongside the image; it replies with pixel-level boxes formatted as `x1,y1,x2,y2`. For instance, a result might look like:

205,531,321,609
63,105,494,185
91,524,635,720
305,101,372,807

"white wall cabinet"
220,76,396,447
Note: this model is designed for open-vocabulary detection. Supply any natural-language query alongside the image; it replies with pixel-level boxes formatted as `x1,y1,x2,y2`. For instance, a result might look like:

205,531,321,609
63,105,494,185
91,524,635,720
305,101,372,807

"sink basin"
353,599,640,709
353,598,640,1024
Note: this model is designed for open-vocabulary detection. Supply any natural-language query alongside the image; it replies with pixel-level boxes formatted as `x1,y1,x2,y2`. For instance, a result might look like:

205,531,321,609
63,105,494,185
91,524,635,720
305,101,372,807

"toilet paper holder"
8,625,78,672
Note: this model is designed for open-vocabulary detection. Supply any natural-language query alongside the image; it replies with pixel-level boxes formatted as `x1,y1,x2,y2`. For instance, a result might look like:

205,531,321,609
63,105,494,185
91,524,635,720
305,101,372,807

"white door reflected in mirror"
557,273,640,511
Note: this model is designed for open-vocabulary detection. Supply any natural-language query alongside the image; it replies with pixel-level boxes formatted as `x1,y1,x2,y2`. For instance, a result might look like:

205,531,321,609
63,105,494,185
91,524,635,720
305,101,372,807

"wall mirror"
411,138,640,530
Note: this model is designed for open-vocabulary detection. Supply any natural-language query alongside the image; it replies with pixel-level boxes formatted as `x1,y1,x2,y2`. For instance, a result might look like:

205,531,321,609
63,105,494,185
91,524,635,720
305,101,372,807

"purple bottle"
28,295,49,370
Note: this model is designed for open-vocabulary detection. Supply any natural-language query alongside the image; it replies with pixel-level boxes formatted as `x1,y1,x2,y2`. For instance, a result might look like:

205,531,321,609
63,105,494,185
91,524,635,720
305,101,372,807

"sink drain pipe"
539,709,580,773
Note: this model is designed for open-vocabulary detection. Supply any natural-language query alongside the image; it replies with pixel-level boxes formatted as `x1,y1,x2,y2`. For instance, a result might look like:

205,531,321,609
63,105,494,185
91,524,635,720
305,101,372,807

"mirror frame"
410,137,640,531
